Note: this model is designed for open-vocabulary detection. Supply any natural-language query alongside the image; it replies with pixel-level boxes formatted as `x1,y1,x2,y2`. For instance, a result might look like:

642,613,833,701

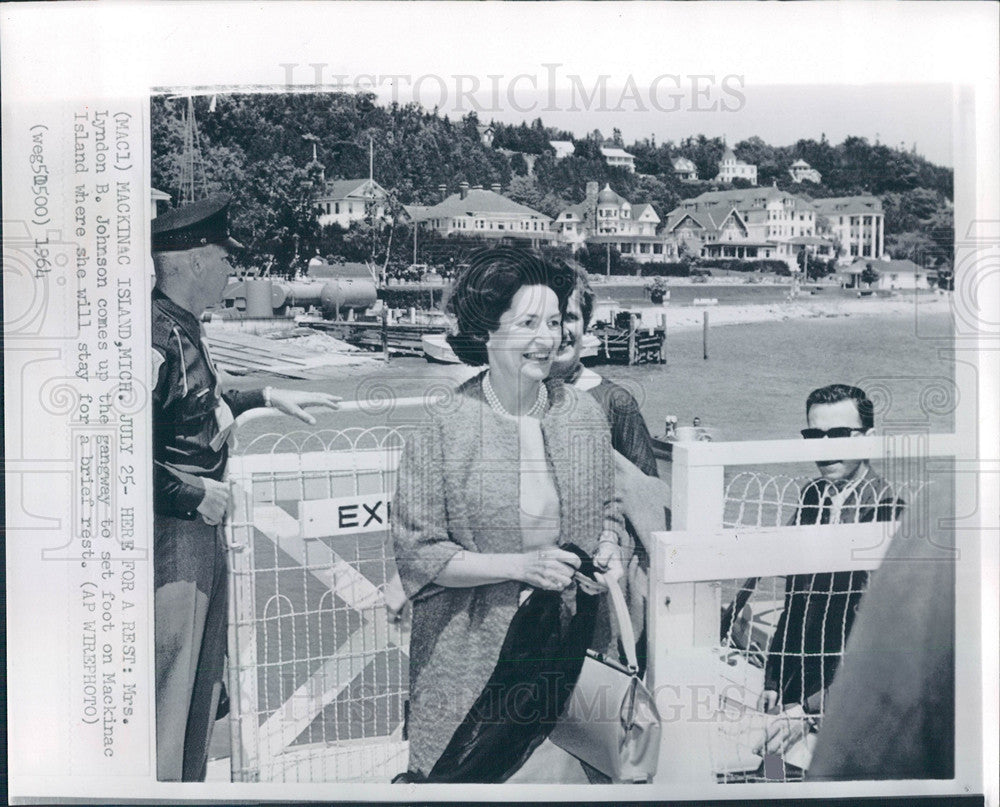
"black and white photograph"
3,2,998,804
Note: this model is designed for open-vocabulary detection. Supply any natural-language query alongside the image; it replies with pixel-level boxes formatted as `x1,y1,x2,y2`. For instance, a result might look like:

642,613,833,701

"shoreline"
619,292,951,333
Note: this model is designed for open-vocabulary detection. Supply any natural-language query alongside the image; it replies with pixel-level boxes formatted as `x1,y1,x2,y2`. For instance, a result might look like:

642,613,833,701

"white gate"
649,432,956,784
224,425,411,783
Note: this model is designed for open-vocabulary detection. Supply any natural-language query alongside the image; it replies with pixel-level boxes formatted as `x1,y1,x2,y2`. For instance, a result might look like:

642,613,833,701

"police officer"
151,196,340,781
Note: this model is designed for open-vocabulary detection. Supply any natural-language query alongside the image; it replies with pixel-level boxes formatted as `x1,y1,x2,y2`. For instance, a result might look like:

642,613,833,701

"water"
595,282,794,307
234,310,956,444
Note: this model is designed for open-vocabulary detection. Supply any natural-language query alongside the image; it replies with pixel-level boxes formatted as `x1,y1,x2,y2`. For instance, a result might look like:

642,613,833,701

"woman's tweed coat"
392,371,624,776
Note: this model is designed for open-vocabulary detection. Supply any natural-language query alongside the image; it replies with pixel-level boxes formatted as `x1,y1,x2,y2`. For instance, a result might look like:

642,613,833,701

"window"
640,243,650,254
653,244,663,254
335,203,340,214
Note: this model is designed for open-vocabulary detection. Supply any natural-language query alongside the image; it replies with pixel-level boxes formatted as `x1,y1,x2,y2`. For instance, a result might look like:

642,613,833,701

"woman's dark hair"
566,261,596,328
806,384,875,430
445,247,576,366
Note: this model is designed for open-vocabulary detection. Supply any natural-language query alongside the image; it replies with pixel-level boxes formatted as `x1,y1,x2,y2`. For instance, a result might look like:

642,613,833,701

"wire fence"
226,426,412,783
707,471,926,782
223,419,940,784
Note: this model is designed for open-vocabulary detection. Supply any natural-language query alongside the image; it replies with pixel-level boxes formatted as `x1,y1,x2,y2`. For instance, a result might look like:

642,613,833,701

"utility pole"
606,241,611,278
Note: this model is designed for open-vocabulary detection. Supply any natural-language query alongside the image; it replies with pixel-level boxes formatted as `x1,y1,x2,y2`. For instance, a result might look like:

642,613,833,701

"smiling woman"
391,248,627,782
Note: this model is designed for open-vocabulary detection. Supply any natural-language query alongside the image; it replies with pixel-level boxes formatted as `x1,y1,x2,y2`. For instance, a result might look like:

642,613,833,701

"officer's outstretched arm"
265,388,342,425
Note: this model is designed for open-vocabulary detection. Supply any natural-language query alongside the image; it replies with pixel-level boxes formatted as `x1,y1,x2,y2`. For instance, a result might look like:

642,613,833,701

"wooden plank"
654,522,901,583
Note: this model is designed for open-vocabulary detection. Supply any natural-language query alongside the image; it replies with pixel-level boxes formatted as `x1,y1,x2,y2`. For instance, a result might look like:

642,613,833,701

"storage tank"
279,281,326,306
243,279,275,318
319,279,378,319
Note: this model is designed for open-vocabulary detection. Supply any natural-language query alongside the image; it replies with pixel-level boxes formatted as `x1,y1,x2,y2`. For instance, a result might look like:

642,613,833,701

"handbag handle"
595,572,639,673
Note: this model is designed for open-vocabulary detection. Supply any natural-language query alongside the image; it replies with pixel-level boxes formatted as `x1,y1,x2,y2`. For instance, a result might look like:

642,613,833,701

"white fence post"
649,442,726,784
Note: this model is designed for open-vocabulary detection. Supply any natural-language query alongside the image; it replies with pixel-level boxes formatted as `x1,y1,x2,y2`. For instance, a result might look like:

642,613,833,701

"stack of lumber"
204,328,372,378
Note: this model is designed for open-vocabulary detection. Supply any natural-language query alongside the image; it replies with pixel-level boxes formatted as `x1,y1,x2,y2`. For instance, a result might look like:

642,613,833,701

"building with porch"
558,182,675,263
408,182,556,246
813,196,885,263
789,159,823,184
672,157,698,182
665,186,818,264
550,140,575,160
315,179,391,228
715,147,758,185
601,147,636,172
476,123,495,147
839,258,933,291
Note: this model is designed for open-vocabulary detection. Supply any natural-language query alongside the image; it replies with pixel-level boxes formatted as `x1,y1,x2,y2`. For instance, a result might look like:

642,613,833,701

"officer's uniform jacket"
152,287,264,518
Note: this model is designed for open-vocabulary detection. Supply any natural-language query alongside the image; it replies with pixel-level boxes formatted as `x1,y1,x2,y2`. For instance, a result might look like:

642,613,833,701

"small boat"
421,332,459,363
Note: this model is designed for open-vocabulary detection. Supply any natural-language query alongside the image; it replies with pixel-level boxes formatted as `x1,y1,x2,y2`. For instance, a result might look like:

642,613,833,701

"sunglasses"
801,427,866,439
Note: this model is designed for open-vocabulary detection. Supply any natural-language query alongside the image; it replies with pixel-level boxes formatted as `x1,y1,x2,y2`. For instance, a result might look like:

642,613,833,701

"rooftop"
597,183,628,206
412,188,551,222
678,186,814,213
813,196,884,215
849,257,925,273
317,178,387,201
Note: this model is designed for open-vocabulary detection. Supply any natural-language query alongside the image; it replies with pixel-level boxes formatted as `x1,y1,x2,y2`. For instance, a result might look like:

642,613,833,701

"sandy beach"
603,291,951,333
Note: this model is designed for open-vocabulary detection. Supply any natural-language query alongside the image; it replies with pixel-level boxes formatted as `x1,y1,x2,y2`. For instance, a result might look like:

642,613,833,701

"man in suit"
755,384,904,768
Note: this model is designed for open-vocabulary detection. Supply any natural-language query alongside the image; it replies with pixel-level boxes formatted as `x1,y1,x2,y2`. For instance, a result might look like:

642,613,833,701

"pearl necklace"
482,372,547,419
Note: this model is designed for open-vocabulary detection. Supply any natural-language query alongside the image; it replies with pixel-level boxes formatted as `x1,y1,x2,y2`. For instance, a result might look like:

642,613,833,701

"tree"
509,152,529,176
860,263,880,287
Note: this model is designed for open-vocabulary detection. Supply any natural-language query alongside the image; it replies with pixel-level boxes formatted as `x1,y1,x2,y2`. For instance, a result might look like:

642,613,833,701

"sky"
370,82,956,168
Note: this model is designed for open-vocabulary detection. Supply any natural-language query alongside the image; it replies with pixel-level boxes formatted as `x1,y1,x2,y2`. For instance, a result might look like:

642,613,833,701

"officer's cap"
151,195,244,252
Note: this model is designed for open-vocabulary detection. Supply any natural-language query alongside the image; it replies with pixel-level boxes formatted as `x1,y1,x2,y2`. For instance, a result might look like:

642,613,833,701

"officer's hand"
197,478,231,525
758,689,780,714
268,389,342,425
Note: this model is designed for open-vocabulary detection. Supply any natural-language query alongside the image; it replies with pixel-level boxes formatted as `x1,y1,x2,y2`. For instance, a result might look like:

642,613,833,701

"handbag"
548,573,662,783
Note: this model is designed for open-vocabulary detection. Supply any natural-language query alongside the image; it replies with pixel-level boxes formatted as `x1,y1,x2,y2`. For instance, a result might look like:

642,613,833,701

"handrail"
670,432,960,466
234,395,445,427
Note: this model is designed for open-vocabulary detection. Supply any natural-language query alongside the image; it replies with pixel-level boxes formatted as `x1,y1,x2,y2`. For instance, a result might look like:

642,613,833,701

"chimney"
491,182,501,194
438,183,447,200
459,180,469,200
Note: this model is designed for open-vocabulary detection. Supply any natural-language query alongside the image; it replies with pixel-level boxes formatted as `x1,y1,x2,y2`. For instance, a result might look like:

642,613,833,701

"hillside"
151,91,954,275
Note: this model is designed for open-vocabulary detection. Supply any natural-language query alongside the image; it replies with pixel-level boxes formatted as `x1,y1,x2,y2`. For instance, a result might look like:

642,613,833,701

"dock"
301,311,666,365
591,312,666,365
299,318,444,357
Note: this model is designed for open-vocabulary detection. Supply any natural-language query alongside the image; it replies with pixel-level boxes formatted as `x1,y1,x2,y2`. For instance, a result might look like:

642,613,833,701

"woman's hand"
515,547,581,591
594,535,625,583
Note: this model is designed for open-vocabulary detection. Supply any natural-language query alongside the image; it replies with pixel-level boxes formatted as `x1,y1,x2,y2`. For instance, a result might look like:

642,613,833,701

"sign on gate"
299,494,392,537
